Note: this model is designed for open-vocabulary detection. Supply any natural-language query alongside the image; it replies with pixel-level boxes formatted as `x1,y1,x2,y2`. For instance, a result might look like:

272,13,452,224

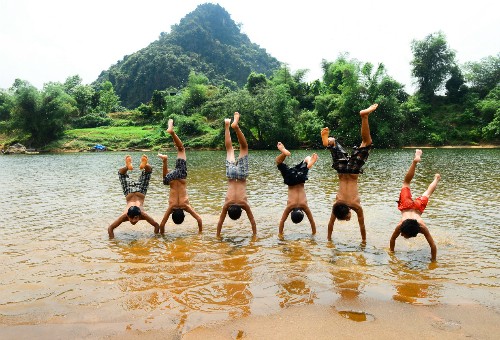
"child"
276,142,318,235
158,119,202,234
108,155,159,238
321,103,378,242
390,149,441,261
217,112,257,237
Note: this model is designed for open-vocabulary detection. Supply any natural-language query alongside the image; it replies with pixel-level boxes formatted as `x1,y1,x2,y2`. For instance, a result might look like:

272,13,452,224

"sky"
1,0,499,94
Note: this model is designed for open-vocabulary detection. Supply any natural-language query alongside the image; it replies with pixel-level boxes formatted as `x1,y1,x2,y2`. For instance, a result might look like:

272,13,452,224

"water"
0,148,499,332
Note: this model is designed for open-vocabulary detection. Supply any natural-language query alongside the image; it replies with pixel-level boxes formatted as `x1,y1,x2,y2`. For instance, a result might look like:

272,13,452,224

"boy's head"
228,205,242,220
172,208,185,224
127,205,141,224
333,203,351,221
400,219,420,238
290,208,304,224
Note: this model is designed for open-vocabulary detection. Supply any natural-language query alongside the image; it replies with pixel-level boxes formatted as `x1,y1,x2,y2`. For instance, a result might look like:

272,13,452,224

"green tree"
464,54,500,98
96,81,121,113
410,31,456,100
479,85,500,140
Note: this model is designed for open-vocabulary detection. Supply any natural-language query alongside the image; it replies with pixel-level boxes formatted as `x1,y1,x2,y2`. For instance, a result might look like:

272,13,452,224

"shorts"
226,154,249,180
278,161,309,186
119,169,152,196
329,142,372,174
163,158,188,185
397,187,428,213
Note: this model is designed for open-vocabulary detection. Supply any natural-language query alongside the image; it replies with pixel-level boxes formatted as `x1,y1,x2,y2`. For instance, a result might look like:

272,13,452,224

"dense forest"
0,3,498,151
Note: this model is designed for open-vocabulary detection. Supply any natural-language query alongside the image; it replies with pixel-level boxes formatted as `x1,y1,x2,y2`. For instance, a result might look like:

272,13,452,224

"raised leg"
167,119,186,160
304,153,318,169
359,103,377,148
276,142,290,165
321,127,336,147
120,155,133,174
422,174,441,198
139,154,151,172
231,112,248,158
224,118,235,162
403,149,422,187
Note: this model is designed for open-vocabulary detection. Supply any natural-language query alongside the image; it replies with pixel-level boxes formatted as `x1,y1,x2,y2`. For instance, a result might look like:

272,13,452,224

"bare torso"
400,209,424,223
124,192,145,213
287,183,308,208
225,179,248,205
336,173,361,209
168,179,190,208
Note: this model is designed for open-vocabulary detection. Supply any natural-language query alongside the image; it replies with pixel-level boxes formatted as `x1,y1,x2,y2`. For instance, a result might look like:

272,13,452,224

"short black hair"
290,208,304,224
400,219,420,237
333,203,350,220
228,205,242,220
127,205,141,217
172,208,185,224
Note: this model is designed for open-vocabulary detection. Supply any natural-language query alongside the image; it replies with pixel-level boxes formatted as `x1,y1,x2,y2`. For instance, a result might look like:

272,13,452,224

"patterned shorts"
278,161,309,186
329,142,372,174
119,170,152,196
226,155,249,180
163,158,188,185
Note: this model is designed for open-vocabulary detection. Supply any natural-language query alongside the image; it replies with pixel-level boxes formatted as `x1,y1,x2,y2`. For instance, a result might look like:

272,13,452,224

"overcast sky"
1,0,498,93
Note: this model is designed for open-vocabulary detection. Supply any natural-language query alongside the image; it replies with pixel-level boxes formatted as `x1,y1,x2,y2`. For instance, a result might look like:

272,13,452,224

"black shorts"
329,142,372,174
278,161,309,186
163,158,188,185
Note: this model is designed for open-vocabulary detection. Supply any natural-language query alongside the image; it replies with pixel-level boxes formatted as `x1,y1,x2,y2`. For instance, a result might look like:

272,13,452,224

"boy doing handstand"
158,119,202,234
276,142,318,235
390,149,441,261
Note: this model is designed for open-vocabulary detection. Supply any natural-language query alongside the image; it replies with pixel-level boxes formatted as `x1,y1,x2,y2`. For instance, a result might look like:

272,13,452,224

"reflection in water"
0,149,499,330
388,254,442,305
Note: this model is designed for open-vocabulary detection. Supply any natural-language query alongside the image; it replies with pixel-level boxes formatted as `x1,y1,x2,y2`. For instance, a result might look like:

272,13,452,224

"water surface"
0,148,498,333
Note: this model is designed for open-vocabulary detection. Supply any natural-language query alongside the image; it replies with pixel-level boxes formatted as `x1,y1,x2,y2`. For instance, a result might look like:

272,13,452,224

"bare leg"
321,127,336,147
359,103,377,148
126,155,133,170
231,112,248,158
167,119,186,160
403,149,422,187
305,153,318,169
423,174,441,198
276,142,290,165
158,153,168,178
139,154,151,172
224,118,235,162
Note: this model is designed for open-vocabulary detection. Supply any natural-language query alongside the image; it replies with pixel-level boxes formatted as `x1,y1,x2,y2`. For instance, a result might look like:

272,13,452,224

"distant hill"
95,3,281,108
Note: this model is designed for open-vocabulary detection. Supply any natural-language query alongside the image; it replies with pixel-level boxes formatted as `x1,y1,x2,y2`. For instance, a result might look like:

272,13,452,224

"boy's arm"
354,206,366,242
420,224,437,261
184,205,203,232
242,203,257,235
108,213,127,238
160,206,174,234
279,206,292,234
216,203,229,237
389,222,402,252
302,206,316,235
327,213,336,241
141,211,160,234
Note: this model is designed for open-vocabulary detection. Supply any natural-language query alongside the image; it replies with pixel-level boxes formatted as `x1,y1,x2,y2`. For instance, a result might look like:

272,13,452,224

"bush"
73,112,112,128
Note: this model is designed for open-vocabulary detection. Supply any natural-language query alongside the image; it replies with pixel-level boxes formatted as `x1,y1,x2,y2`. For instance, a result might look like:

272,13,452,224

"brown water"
0,149,499,334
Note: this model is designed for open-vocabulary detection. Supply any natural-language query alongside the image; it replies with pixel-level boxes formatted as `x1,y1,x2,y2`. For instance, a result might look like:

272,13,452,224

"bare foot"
277,142,291,156
306,153,318,169
224,118,231,128
166,119,174,134
231,112,240,129
320,127,330,147
157,153,167,161
434,173,441,181
414,149,423,162
360,103,378,116
139,154,148,169
125,155,133,170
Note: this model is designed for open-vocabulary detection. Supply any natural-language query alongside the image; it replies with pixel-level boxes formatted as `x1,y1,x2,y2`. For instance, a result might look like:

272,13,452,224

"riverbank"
1,299,498,339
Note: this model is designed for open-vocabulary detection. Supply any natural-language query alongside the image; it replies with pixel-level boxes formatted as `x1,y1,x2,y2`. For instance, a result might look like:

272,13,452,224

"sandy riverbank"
1,299,498,339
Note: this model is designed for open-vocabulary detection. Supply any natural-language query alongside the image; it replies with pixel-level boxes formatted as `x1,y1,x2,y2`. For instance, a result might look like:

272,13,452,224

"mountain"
95,3,281,108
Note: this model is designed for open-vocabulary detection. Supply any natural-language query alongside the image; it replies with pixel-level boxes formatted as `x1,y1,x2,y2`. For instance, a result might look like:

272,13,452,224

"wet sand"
1,299,498,339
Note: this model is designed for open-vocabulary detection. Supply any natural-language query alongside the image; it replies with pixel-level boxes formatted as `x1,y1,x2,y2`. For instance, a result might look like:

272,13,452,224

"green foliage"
479,86,500,140
72,112,113,128
96,81,121,113
411,31,456,100
0,89,14,122
464,54,500,98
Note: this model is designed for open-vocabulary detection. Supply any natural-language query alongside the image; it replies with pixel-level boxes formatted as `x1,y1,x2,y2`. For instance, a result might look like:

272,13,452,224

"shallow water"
0,148,499,333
